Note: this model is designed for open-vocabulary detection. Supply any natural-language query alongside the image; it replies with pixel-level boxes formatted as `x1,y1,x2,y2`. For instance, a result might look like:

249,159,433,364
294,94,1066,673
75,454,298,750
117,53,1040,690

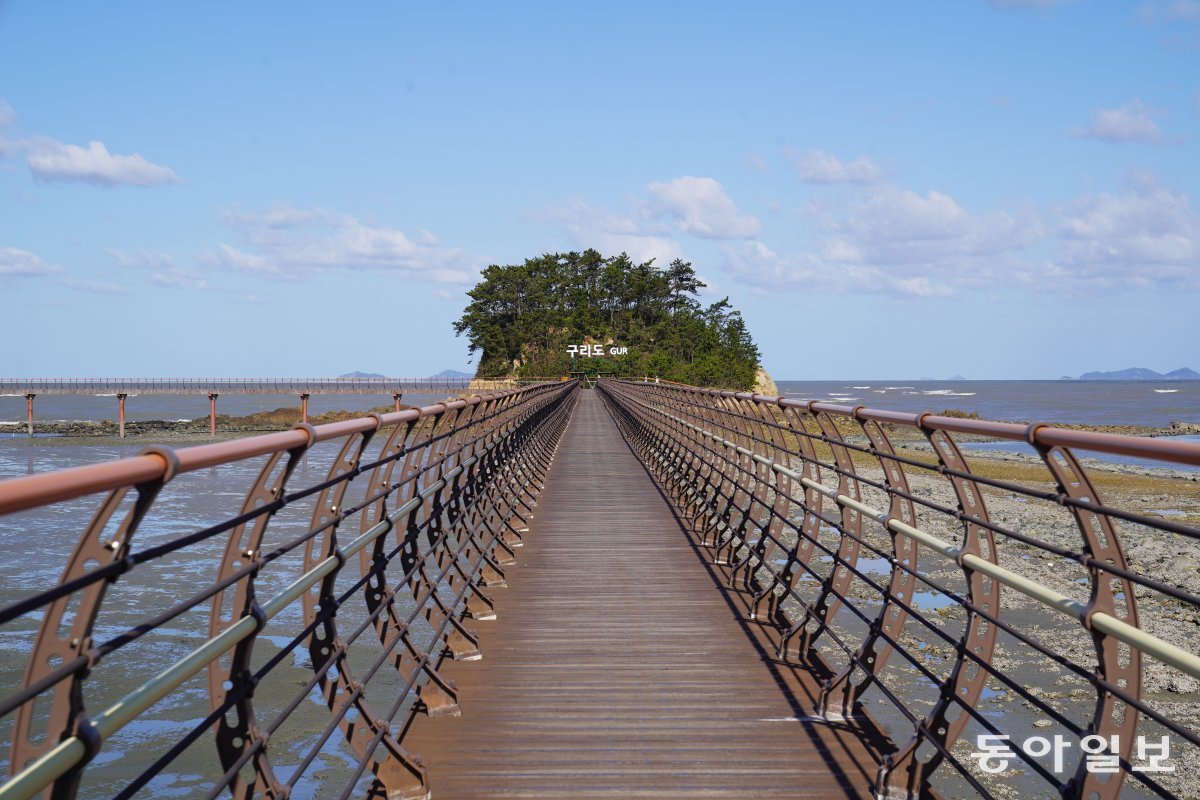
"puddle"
1149,508,1186,518
815,554,892,575
911,591,956,611
855,556,892,575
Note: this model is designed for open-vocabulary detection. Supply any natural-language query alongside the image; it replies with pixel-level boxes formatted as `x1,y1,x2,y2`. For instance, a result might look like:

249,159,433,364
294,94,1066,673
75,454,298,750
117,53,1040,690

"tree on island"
453,249,761,389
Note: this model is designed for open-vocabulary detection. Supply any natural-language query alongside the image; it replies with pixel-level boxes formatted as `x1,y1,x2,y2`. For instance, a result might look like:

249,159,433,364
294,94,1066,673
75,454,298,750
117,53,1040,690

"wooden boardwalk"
404,391,882,798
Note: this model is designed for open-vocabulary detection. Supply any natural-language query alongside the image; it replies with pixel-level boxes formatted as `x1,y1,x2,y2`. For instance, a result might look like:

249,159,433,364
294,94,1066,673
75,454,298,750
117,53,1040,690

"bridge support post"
393,392,403,412
24,393,34,437
117,393,127,438
299,393,309,424
208,393,218,439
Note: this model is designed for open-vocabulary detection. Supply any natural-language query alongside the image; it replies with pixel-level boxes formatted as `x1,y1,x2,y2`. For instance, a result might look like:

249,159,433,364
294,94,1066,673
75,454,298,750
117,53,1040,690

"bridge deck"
404,391,882,798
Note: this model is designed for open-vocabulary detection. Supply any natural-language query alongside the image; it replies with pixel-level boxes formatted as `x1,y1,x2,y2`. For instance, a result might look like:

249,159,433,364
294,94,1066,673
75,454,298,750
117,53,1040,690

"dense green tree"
454,250,761,389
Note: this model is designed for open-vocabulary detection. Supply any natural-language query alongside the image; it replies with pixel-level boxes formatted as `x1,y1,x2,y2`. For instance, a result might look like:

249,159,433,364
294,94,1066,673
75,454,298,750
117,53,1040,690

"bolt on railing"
598,378,1200,800
0,381,578,799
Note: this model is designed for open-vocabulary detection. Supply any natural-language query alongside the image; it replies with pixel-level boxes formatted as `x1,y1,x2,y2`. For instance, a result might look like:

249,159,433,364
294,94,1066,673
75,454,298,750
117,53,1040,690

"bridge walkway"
404,390,882,798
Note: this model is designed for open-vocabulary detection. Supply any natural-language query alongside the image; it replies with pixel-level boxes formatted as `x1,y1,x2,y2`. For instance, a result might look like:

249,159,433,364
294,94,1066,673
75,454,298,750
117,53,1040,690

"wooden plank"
404,391,883,798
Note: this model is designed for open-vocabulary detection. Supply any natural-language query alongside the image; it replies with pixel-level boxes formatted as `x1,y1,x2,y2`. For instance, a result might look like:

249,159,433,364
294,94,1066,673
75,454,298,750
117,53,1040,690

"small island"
454,249,764,390
1068,367,1200,381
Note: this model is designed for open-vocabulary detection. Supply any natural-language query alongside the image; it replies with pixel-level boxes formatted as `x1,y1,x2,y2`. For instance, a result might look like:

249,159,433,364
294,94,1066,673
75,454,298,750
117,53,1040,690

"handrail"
0,380,579,799
598,378,1199,800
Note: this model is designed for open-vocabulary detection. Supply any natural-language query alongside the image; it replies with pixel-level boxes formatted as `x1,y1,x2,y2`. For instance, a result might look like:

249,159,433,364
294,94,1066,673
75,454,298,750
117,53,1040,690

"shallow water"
776,380,1200,429
0,391,450,426
2,382,1197,796
0,436,424,798
957,435,1200,472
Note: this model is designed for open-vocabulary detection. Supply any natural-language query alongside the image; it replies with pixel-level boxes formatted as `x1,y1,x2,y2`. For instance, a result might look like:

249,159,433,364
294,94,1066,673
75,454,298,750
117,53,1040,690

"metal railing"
598,379,1200,800
0,381,578,799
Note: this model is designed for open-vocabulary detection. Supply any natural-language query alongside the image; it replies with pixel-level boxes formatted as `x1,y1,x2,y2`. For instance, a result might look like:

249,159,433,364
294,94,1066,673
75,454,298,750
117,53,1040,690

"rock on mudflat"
753,367,779,397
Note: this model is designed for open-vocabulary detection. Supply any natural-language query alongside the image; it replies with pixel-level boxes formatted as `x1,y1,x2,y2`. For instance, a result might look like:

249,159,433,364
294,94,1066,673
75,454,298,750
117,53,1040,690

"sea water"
775,379,1199,429
0,381,1197,796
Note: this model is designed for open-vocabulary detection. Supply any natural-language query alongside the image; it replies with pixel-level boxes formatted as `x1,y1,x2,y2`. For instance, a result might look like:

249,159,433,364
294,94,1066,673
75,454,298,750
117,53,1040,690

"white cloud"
722,240,954,298
1170,0,1200,20
742,153,768,173
208,244,276,278
60,276,125,294
108,249,175,270
25,139,180,187
0,247,62,279
220,206,317,230
722,185,1040,297
1137,0,1200,23
792,150,883,184
204,205,475,284
0,101,178,186
1071,99,1164,143
535,175,759,264
535,197,684,266
0,101,15,161
820,186,1040,268
644,176,760,239
109,249,210,289
1050,177,1200,289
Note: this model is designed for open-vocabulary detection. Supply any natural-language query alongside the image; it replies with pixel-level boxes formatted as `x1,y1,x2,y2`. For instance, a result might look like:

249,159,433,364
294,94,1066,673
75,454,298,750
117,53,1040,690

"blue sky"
1,1,1198,380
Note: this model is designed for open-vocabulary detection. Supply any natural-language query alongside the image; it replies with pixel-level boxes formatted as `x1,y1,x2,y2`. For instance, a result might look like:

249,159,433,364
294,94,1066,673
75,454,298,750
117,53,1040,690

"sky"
1,1,1198,381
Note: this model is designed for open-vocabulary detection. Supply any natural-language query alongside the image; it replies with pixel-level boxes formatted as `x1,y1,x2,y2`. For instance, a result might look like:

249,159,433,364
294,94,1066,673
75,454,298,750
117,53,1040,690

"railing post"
394,392,403,412
117,393,128,438
299,392,309,424
24,393,34,437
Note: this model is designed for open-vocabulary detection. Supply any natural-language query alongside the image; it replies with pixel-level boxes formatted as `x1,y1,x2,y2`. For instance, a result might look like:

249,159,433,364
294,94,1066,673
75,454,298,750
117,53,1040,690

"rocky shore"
779,444,1200,797
4,400,1199,794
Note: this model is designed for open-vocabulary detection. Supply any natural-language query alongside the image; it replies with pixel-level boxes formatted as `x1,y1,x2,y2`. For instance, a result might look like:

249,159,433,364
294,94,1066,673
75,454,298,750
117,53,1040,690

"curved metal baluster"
775,406,828,661
820,417,919,720
781,407,864,673
750,402,796,623
1034,440,1140,800
729,396,775,593
208,426,314,799
409,413,487,656
9,446,178,799
358,417,414,654
880,425,1000,798
300,422,428,800
716,396,755,574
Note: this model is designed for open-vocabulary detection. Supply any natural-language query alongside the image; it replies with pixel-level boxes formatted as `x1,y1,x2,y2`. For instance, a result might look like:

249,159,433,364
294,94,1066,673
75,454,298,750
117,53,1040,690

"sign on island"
566,344,628,357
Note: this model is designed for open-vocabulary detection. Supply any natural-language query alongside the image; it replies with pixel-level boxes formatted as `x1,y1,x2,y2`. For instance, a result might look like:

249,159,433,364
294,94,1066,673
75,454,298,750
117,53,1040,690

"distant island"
1064,367,1200,381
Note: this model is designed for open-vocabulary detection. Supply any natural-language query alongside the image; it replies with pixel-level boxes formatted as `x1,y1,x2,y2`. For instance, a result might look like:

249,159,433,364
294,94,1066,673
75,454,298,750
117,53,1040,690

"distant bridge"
1,377,533,436
0,377,485,396
0,380,1198,799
